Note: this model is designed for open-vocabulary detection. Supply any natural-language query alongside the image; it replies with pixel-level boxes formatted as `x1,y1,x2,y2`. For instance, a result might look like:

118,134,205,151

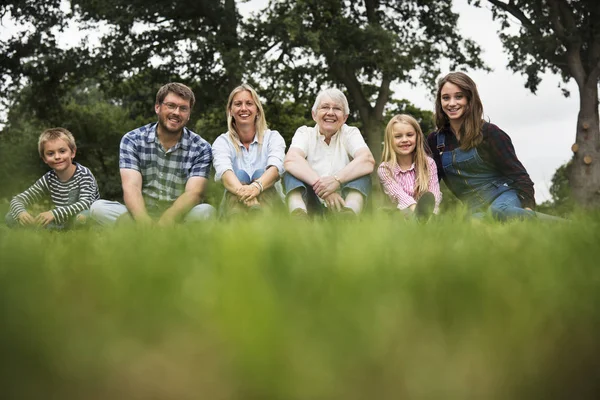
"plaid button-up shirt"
119,123,212,206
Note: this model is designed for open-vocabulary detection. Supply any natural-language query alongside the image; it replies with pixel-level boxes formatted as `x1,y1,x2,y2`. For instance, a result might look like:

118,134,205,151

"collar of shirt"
144,123,191,151
393,162,416,174
316,126,341,142
234,134,259,149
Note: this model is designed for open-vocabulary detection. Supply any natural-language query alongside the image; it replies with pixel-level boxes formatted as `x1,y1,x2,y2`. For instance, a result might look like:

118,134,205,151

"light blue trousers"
90,200,215,226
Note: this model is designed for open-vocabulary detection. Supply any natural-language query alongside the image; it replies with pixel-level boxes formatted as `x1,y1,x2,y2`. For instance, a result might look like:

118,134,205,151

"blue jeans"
283,172,371,215
472,190,565,222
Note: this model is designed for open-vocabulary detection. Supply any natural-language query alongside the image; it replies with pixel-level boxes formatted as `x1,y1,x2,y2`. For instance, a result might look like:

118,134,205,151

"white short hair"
312,88,350,115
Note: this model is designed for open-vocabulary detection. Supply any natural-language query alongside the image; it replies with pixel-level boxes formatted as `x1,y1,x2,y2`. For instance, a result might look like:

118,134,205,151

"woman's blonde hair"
434,71,484,150
381,114,431,199
226,84,268,151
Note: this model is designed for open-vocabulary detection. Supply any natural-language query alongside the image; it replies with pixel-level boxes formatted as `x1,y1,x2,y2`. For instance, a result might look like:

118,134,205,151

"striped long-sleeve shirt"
378,157,442,213
9,163,100,224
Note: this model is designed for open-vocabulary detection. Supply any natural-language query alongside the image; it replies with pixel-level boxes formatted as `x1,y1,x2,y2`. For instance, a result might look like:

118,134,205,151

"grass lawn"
1,210,599,399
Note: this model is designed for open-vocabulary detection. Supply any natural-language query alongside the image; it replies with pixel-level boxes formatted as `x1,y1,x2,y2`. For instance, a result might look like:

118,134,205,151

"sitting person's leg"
184,203,216,223
250,169,284,209
489,191,566,222
237,170,253,185
4,212,18,228
5,210,67,230
283,172,323,215
340,174,371,214
90,200,128,226
488,190,536,221
219,170,252,218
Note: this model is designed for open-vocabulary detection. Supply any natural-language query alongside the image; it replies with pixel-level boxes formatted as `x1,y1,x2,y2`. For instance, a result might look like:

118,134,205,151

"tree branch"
547,0,586,86
374,74,391,119
486,0,540,35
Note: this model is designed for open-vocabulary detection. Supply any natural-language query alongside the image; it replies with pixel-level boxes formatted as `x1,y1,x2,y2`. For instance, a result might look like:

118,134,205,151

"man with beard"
91,82,215,226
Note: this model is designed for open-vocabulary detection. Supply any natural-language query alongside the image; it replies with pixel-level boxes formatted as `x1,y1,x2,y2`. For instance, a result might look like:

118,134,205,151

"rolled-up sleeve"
190,141,213,179
289,126,310,155
344,126,369,158
266,130,286,175
212,134,234,181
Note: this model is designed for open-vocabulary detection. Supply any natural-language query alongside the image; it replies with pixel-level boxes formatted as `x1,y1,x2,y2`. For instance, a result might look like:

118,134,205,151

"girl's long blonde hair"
381,114,431,199
434,71,484,150
226,84,268,152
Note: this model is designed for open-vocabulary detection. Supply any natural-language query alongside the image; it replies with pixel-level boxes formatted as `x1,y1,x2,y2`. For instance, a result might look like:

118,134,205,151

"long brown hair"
380,114,431,199
434,72,484,150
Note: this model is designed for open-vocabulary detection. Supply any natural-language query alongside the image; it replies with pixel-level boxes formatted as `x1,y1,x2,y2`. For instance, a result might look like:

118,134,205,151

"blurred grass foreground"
1,212,599,399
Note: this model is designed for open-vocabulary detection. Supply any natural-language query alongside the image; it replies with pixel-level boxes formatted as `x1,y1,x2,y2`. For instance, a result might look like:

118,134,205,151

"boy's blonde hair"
381,114,431,199
38,128,77,157
226,84,268,150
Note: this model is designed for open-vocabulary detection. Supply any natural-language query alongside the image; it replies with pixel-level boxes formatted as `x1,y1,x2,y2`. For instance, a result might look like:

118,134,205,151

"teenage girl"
427,71,561,221
378,114,441,220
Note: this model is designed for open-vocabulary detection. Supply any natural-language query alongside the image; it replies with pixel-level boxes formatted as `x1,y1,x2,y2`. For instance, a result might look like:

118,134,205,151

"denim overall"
436,132,536,220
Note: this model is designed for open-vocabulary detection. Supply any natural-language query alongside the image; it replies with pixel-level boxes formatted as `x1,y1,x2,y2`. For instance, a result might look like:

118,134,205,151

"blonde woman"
378,114,441,220
212,84,286,216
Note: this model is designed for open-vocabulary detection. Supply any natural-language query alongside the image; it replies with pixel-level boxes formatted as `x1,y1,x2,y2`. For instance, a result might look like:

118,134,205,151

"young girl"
426,71,561,221
378,114,441,220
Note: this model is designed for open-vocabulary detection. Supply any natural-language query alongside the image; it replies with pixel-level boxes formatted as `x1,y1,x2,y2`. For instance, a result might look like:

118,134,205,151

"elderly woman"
283,88,375,216
212,84,286,217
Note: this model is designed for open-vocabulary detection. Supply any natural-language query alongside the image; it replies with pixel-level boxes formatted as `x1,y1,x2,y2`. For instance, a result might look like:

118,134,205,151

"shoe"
339,206,358,217
290,208,309,220
415,192,435,222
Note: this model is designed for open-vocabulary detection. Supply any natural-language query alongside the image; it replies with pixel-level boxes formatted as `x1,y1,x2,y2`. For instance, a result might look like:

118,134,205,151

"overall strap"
436,131,446,155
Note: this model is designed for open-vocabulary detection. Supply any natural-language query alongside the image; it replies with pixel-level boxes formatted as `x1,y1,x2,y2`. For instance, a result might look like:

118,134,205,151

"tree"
0,81,145,200
0,0,93,122
537,160,574,215
247,0,487,163
1,0,244,125
469,0,600,207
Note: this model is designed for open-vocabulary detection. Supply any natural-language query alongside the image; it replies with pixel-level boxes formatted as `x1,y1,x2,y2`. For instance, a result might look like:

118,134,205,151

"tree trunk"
362,115,384,167
220,0,242,92
569,80,600,207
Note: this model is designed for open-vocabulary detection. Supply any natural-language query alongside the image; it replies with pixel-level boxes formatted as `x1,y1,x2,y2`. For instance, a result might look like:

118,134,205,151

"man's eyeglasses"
162,102,191,113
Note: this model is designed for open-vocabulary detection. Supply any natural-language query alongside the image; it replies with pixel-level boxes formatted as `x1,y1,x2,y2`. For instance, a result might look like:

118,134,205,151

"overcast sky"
2,0,582,203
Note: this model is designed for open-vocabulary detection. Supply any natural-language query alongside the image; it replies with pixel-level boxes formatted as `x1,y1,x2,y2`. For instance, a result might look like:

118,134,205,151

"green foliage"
1,0,242,126
470,0,598,95
0,82,148,200
0,113,46,197
0,214,599,398
538,160,574,216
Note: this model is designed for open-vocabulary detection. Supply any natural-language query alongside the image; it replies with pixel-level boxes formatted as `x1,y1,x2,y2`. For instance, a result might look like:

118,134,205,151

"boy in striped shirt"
5,128,100,229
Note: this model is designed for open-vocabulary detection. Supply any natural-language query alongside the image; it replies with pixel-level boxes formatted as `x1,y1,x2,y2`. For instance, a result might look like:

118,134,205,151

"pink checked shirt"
378,157,442,213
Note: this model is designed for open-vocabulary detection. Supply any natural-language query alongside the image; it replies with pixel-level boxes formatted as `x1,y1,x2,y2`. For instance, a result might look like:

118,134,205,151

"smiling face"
42,138,76,173
440,82,468,124
312,96,348,136
391,122,417,159
230,90,257,127
155,92,191,135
